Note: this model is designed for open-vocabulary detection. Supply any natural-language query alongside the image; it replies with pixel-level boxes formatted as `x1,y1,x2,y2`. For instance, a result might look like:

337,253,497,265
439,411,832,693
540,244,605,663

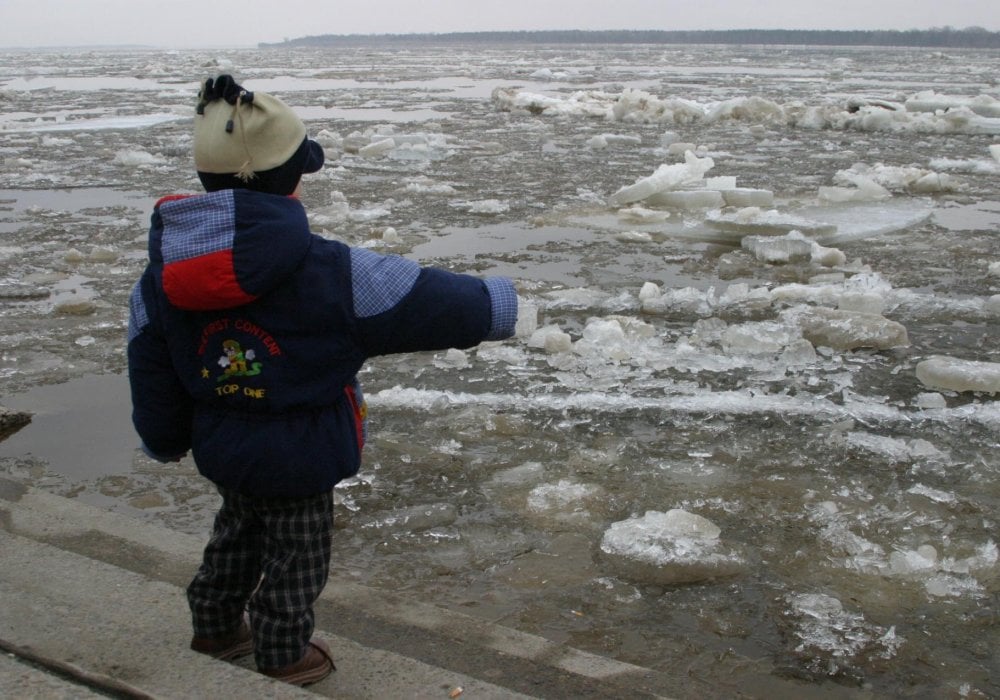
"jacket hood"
150,190,312,311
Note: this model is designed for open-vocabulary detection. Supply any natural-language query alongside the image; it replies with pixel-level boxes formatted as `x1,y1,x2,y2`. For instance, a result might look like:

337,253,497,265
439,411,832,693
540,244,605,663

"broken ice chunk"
433,348,469,368
740,231,847,267
913,392,947,409
617,205,670,223
915,356,1000,394
599,509,746,584
526,479,606,523
614,230,654,243
587,133,642,149
786,307,909,351
742,232,813,264
810,242,847,267
640,286,714,317
783,593,904,677
837,292,885,315
818,180,891,203
666,142,698,156
527,325,573,353
645,189,725,210
358,137,396,158
638,281,661,302
515,298,539,338
608,151,715,206
905,91,1000,118
721,320,801,355
834,162,960,194
780,338,818,365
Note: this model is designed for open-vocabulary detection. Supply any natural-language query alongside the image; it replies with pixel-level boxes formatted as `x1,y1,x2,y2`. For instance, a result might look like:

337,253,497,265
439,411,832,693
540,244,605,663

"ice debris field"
1,44,999,695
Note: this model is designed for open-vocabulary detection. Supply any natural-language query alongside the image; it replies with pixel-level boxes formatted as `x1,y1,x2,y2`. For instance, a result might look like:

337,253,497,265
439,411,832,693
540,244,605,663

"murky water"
1,44,999,697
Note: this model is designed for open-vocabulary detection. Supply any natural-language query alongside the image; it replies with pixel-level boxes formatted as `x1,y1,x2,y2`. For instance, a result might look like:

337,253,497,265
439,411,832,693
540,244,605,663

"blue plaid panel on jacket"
350,247,420,318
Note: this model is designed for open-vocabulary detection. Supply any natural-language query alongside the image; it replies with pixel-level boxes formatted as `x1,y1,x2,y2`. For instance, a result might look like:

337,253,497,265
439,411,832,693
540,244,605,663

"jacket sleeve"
348,247,518,357
127,272,194,461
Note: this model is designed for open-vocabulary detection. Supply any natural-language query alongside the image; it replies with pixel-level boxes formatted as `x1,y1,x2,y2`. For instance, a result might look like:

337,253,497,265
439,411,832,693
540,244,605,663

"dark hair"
198,136,313,196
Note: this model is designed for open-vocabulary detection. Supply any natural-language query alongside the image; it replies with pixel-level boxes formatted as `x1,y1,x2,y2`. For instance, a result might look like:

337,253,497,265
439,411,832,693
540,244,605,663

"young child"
127,75,518,686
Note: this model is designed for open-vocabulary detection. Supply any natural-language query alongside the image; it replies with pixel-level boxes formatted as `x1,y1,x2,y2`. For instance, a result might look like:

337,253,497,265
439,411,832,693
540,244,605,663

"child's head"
193,75,324,196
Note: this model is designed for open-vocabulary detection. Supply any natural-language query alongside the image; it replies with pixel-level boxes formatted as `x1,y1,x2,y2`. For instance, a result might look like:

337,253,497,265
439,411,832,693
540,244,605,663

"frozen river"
1,43,999,697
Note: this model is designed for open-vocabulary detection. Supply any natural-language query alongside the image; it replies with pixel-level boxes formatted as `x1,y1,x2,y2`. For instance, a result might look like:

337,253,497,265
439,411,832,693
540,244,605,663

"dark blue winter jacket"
128,189,517,498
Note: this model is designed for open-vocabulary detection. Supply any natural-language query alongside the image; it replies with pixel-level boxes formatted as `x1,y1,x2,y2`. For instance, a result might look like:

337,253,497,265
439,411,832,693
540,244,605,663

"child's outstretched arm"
348,247,517,357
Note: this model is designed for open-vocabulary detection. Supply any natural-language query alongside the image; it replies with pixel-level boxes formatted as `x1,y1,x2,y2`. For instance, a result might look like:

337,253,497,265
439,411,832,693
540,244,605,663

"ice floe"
599,509,747,584
915,356,1000,394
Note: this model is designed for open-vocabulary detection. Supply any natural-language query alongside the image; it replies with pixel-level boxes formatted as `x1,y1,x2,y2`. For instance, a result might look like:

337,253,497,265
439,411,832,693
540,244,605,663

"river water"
1,44,999,697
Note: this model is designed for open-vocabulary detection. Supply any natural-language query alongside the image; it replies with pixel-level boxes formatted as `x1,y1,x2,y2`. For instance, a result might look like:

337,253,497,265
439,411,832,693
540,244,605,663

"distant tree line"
261,28,1000,50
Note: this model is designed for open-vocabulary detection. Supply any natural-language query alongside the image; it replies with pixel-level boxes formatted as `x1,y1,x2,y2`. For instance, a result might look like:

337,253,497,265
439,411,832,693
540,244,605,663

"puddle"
0,76,188,91
0,373,136,480
412,224,599,286
0,187,150,233
411,223,720,289
0,187,150,213
1,113,183,132
296,105,451,123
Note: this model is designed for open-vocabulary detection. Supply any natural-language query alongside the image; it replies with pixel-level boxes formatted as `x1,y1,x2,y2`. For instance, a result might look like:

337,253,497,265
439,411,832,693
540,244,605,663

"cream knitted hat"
193,75,322,193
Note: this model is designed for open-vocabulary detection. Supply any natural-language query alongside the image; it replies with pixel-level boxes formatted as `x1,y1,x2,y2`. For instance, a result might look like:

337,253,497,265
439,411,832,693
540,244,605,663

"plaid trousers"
187,486,334,669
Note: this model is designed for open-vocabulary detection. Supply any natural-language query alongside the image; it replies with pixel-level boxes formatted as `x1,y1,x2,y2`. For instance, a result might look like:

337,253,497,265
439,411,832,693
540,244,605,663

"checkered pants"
187,486,334,669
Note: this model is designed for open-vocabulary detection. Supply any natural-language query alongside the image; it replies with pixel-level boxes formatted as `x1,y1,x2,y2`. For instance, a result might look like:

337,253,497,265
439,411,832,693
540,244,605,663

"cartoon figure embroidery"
217,339,263,381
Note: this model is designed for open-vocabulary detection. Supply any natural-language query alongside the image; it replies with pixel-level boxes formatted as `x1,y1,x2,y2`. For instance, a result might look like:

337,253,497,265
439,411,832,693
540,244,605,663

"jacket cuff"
484,277,518,341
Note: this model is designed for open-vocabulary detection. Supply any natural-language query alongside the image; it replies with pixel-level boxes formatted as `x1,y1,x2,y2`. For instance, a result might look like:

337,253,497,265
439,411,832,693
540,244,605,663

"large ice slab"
904,91,1000,118
916,356,1000,394
793,200,934,244
707,208,838,240
645,189,725,210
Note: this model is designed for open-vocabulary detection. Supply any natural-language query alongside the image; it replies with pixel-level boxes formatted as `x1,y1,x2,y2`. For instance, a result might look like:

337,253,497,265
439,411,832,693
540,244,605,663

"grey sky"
1,0,997,48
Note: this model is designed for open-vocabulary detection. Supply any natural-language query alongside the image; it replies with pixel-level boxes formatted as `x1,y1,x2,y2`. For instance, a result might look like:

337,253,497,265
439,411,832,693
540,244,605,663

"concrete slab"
0,653,107,699
0,527,541,698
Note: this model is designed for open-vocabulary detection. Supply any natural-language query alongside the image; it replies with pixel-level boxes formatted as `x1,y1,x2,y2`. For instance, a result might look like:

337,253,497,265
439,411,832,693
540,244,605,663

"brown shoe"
261,638,335,686
190,618,254,661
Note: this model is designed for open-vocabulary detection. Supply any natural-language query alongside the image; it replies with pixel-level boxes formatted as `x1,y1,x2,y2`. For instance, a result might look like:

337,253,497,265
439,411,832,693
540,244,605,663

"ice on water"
785,593,904,678
493,84,1000,134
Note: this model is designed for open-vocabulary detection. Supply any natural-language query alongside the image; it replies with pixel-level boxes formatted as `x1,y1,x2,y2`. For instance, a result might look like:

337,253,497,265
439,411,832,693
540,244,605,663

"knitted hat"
194,75,323,195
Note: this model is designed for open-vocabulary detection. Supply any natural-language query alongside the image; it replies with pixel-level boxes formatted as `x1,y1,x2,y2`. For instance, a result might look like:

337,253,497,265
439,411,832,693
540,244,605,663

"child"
127,75,518,686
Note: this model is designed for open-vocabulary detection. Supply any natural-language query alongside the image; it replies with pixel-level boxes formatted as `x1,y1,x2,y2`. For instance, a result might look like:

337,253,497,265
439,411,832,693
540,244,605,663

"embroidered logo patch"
196,317,283,400
218,339,262,381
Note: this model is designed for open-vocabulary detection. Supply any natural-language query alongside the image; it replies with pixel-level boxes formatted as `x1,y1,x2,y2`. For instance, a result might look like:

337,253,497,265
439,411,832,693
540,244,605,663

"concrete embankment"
0,475,682,699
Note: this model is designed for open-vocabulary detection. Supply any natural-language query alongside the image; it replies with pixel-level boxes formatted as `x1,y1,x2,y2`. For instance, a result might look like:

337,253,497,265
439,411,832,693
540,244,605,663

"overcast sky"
1,0,997,48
